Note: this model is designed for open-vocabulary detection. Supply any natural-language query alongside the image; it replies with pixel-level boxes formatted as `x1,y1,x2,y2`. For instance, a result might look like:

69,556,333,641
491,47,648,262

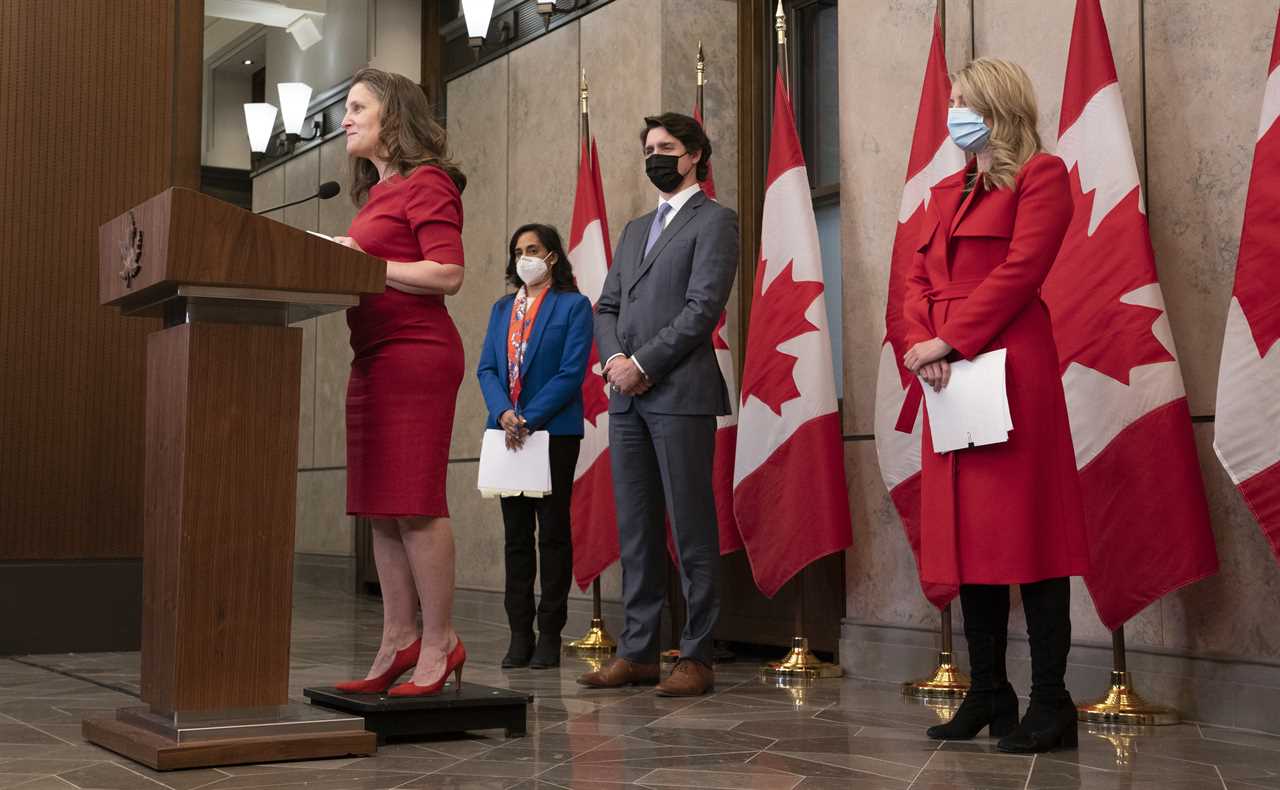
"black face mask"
645,153,686,193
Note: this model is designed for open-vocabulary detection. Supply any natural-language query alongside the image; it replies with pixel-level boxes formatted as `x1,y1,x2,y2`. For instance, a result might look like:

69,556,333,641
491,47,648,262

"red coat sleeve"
938,154,1072,359
404,166,465,266
903,245,935,348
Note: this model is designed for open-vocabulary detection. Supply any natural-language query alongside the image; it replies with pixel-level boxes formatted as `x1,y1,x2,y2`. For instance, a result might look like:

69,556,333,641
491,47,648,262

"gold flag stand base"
902,603,970,699
1077,670,1179,726
1076,627,1180,726
565,579,617,656
565,617,617,654
901,650,970,699
759,637,843,683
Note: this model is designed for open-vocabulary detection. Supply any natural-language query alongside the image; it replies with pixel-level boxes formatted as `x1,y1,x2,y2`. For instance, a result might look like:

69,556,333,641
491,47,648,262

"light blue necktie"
643,202,672,258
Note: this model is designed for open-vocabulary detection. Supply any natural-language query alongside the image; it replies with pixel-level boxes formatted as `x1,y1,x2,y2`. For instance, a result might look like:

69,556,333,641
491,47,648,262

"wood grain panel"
0,0,202,560
141,323,302,713
99,189,386,310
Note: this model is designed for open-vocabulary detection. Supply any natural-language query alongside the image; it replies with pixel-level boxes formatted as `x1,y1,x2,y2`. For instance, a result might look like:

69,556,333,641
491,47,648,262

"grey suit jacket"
595,190,740,416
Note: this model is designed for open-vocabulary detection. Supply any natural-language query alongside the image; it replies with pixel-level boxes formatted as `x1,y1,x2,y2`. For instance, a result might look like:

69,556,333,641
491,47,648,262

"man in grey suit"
578,113,738,697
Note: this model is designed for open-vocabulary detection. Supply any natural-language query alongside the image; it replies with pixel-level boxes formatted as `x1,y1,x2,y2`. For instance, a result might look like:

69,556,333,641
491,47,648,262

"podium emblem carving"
119,211,143,288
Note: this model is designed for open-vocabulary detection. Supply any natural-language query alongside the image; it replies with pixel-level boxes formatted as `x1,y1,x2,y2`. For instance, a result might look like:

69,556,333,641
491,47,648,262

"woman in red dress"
331,68,466,697
902,58,1090,752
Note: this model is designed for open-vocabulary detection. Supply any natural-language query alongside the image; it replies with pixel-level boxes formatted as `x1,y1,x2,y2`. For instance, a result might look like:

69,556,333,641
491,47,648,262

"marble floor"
4,580,1280,789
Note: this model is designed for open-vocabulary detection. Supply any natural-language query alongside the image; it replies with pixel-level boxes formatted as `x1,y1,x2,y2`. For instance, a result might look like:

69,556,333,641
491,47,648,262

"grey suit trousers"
609,401,719,665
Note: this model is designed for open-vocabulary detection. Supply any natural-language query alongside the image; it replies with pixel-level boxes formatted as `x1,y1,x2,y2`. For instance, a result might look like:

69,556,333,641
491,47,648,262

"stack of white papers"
477,429,552,498
921,349,1013,453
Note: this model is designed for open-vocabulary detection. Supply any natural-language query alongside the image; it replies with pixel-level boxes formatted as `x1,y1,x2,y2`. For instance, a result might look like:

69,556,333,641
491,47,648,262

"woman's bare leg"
361,518,421,678
398,515,457,684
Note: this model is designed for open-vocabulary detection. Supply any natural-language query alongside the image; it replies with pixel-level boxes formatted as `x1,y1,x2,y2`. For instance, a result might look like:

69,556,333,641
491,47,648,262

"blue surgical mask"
947,107,991,153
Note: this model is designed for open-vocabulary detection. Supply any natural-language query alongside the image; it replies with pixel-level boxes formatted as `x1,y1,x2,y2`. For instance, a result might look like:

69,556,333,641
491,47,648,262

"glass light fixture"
461,0,495,47
277,82,313,135
244,103,278,153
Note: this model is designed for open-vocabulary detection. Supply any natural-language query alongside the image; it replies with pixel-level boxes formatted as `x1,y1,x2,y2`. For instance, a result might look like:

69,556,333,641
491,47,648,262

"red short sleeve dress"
345,165,465,518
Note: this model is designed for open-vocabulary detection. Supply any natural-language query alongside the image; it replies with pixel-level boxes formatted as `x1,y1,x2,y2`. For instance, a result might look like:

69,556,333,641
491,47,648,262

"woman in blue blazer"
477,223,593,669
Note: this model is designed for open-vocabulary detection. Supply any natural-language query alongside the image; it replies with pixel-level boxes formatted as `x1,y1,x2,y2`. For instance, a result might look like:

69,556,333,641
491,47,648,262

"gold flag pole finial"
775,1,790,93
577,68,591,161
696,41,706,87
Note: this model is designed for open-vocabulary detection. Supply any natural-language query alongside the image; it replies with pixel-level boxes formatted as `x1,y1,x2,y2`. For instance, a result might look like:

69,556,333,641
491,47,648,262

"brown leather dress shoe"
576,657,660,688
655,658,714,697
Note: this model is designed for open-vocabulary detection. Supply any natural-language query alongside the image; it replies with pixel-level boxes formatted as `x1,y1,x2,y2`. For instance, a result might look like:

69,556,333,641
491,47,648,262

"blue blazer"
477,288,594,436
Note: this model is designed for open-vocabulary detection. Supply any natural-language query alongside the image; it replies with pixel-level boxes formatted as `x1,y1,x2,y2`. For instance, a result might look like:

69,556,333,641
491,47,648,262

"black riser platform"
303,682,532,741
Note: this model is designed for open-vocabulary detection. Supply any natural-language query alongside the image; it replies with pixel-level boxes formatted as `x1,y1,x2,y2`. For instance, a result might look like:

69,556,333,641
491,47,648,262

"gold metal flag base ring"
901,651,971,699
564,618,617,655
759,637,843,683
1076,671,1180,726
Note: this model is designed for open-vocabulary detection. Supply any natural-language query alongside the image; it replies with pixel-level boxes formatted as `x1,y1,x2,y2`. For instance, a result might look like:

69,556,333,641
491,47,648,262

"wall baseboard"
841,620,1280,735
294,553,356,592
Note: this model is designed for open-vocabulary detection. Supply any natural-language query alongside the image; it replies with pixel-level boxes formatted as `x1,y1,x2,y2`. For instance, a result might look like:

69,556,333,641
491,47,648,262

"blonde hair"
951,58,1042,191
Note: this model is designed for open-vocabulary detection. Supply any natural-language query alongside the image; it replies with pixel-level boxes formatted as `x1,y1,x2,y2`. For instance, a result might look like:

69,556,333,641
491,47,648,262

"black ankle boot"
999,577,1077,753
927,682,1019,740
502,630,535,668
997,697,1078,753
529,632,561,669
927,585,1016,741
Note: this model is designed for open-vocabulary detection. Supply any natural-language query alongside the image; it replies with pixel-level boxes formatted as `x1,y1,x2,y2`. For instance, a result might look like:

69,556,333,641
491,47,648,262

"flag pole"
775,0,790,97
902,602,970,699
1075,625,1179,725
898,0,970,706
696,40,706,117
757,2,841,686
564,67,617,658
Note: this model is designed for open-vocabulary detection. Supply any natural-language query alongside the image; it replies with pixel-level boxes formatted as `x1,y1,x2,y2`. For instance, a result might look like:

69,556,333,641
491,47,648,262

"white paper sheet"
306,230,335,241
921,349,1013,453
477,429,552,498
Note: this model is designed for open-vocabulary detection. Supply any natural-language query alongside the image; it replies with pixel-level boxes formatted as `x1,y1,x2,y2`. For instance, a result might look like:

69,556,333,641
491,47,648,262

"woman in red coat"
330,68,466,697
902,58,1089,753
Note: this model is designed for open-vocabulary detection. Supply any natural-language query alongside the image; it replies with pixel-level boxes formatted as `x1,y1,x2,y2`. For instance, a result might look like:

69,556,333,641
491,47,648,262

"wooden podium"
83,188,385,770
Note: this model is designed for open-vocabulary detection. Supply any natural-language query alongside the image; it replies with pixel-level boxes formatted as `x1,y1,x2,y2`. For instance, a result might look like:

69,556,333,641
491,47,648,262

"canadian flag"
1043,0,1218,630
1214,11,1280,563
693,101,743,554
873,13,965,609
732,70,851,597
568,138,619,589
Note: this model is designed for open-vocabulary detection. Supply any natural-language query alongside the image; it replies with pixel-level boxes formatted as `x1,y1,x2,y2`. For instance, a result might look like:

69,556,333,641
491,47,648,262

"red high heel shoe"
388,637,466,697
335,637,421,694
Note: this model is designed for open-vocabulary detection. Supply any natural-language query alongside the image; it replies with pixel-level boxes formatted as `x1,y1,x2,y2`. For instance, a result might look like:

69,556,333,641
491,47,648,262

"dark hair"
348,67,466,206
639,112,712,182
506,224,579,293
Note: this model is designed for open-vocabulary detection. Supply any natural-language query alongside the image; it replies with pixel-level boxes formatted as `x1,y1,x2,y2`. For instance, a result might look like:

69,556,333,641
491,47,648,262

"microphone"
255,180,341,215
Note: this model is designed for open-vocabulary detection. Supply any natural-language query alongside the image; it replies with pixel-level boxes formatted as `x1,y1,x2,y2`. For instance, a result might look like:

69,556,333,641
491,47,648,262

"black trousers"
499,435,580,639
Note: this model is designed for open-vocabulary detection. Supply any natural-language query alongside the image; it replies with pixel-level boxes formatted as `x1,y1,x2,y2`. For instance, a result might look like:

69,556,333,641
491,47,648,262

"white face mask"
516,254,551,287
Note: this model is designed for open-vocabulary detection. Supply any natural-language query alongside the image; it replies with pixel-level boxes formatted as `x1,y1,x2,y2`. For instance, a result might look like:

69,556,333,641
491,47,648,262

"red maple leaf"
740,258,825,415
1040,167,1174,381
581,343,609,427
